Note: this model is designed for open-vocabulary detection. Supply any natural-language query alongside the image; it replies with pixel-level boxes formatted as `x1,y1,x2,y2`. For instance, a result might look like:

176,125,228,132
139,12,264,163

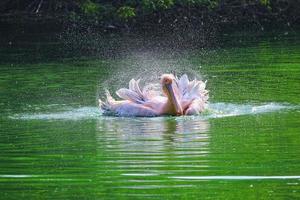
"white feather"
116,88,144,104
179,74,189,94
176,74,209,103
115,78,150,104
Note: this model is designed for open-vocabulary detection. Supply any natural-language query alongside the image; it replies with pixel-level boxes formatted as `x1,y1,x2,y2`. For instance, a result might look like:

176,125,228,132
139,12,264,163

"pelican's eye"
164,78,172,85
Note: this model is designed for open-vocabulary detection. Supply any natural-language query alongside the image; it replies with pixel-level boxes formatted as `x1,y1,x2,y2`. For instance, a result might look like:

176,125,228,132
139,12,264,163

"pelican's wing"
116,79,148,104
178,74,189,95
100,99,158,117
177,74,209,102
113,102,158,117
184,99,207,115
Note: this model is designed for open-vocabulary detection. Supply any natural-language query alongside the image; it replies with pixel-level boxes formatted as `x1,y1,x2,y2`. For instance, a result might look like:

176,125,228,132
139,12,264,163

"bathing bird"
99,74,208,117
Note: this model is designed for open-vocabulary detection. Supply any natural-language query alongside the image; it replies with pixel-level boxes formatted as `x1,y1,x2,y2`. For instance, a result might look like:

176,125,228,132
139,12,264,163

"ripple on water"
9,102,296,121
169,176,300,180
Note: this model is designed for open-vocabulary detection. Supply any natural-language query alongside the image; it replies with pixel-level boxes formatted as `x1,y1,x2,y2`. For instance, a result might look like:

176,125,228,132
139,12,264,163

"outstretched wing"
99,79,163,116
175,74,209,114
99,89,159,117
116,79,154,104
176,74,209,102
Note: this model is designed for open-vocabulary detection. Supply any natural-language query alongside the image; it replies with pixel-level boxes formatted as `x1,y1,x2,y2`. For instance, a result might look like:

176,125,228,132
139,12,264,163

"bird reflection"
95,117,211,180
96,116,210,151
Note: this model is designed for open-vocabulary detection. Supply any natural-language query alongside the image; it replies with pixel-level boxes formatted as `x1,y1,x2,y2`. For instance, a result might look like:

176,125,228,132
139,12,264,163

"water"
1,32,300,199
8,103,294,120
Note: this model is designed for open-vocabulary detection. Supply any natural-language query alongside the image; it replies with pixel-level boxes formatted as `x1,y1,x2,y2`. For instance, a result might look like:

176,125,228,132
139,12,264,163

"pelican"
99,74,208,117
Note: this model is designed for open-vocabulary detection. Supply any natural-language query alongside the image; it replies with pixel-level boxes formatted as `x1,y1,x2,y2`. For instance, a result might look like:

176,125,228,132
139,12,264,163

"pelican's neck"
164,83,183,115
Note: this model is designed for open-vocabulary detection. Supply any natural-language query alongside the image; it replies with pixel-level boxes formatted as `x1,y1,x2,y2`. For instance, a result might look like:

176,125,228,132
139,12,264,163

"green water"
0,33,300,199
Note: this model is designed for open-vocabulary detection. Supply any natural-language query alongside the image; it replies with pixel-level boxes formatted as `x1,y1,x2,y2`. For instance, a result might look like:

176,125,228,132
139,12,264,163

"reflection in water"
96,116,210,145
96,117,210,179
96,116,210,134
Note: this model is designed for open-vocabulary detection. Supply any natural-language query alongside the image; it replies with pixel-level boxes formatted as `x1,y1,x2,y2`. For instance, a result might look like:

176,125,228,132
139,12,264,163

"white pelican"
99,74,208,117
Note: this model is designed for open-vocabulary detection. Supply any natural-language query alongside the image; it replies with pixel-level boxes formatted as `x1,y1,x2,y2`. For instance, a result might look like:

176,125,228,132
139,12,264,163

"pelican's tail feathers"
99,90,116,114
98,99,109,112
105,89,115,104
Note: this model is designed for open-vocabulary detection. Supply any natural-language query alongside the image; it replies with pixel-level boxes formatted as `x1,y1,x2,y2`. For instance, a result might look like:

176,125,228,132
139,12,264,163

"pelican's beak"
166,83,183,115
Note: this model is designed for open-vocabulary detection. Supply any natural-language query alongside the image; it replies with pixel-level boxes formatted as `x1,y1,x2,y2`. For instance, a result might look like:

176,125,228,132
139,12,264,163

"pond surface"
0,32,300,199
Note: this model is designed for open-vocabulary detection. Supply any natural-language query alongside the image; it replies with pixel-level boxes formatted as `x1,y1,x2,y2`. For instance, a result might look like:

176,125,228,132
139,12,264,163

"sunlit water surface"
0,33,300,199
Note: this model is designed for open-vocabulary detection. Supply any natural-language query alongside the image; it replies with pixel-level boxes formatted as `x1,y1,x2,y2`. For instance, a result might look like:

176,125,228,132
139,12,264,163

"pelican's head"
160,74,183,115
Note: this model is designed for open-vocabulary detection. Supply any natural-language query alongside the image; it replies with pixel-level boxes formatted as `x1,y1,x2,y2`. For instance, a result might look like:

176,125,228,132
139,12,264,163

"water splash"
206,102,292,119
11,107,101,120
9,102,295,121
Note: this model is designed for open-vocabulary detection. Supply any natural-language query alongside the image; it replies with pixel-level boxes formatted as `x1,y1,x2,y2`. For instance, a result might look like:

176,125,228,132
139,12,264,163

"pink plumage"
99,74,208,117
